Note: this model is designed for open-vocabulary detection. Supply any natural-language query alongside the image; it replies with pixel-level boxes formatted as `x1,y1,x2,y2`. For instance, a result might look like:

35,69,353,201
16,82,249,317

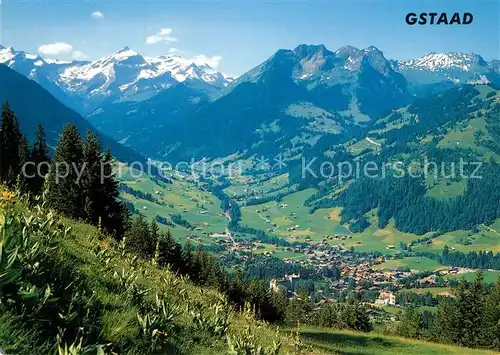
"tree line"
123,214,288,323
396,290,438,307
239,254,319,281
417,246,500,271
395,272,500,350
0,101,48,195
285,289,372,332
0,101,128,237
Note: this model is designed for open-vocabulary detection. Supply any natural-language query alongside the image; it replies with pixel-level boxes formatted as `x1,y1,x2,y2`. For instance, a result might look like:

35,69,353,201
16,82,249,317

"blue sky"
1,0,498,75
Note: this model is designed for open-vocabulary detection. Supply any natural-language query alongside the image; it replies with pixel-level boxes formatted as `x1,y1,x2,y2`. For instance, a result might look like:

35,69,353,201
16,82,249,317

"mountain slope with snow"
398,52,487,72
392,52,499,93
0,45,234,114
0,64,145,164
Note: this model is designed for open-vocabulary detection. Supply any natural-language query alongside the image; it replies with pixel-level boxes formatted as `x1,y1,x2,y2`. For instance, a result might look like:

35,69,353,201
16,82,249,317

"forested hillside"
0,64,144,164
298,85,500,236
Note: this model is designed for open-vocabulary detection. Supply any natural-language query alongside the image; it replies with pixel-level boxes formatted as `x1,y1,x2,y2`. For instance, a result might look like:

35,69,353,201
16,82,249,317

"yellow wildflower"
1,191,15,200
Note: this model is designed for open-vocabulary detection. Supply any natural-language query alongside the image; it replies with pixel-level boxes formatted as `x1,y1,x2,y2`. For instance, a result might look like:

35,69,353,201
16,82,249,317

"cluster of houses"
209,223,469,308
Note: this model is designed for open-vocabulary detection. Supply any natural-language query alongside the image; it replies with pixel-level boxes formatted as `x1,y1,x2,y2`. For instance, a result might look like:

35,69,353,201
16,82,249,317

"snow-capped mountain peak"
0,46,17,62
392,51,496,86
144,54,231,86
0,45,233,114
398,52,486,72
100,46,145,65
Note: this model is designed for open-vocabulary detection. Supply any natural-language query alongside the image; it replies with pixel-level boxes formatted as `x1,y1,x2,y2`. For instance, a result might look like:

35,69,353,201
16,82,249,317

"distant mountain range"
392,52,499,95
229,45,498,104
0,64,145,164
88,45,500,161
1,43,498,162
0,45,234,114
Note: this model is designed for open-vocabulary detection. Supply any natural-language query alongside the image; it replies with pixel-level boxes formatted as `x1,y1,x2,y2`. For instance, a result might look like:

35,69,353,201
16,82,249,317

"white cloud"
38,43,88,61
169,48,181,54
146,28,178,44
38,42,73,56
72,50,88,60
190,54,222,69
91,11,104,19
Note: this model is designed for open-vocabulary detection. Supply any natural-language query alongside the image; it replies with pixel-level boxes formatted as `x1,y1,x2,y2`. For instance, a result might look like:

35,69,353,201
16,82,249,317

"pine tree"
434,296,459,343
0,101,22,184
150,219,160,243
149,219,160,263
462,271,485,347
193,250,209,284
228,268,247,311
442,275,485,347
266,286,286,322
99,148,127,238
338,303,351,329
29,124,50,196
351,302,372,332
45,123,84,218
398,307,423,338
82,131,102,225
181,241,195,276
285,289,312,325
205,255,225,288
312,303,339,328
247,279,268,319
158,230,182,270
483,280,500,348
17,135,31,192
124,214,155,258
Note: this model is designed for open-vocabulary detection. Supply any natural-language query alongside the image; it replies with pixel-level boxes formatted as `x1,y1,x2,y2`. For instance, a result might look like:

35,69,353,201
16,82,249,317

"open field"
240,187,500,256
241,190,422,254
240,188,349,240
299,327,497,355
118,165,228,244
346,219,432,254
398,287,453,296
414,220,500,253
425,178,466,200
444,270,500,284
224,173,290,197
437,116,500,162
380,305,437,315
346,137,382,155
372,257,443,271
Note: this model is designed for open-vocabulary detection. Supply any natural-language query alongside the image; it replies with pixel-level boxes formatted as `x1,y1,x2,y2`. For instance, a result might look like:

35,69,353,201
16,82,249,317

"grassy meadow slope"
0,187,294,354
299,327,498,355
118,165,229,244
